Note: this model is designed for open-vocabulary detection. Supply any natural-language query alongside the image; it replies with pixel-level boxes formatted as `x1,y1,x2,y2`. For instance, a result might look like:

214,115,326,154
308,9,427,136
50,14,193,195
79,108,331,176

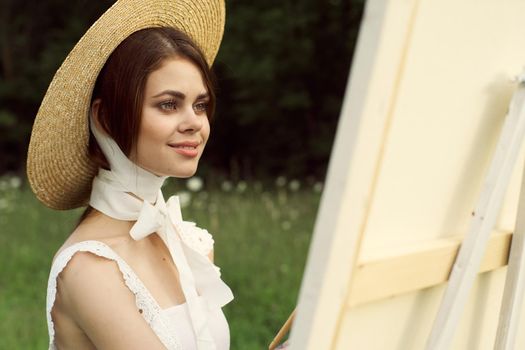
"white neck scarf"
88,117,233,350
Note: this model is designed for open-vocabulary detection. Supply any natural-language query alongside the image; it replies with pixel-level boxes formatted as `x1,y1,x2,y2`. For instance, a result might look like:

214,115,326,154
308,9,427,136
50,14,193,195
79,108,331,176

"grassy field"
0,176,321,349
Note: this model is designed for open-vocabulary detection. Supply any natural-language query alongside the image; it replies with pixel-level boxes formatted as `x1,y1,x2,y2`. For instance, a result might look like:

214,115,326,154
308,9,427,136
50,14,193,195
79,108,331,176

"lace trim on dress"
46,240,183,350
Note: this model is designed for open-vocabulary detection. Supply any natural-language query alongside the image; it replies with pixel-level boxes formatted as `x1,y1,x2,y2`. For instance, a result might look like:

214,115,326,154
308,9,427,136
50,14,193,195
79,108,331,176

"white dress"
46,237,230,350
46,116,234,349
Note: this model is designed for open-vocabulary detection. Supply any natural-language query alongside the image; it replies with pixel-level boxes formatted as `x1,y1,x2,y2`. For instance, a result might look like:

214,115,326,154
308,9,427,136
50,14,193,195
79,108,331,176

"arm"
57,252,167,350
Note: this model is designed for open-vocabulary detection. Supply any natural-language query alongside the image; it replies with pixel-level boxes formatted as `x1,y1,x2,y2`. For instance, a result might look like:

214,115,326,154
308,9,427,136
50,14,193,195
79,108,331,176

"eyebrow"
152,90,209,100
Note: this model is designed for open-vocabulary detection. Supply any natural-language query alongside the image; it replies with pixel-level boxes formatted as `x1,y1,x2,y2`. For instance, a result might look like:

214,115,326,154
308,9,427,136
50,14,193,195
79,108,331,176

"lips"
169,141,200,147
168,141,200,157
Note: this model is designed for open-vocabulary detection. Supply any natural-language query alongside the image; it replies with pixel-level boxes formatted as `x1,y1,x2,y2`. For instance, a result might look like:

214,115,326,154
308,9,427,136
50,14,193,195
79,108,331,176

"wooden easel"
495,148,525,349
427,73,525,349
268,309,295,350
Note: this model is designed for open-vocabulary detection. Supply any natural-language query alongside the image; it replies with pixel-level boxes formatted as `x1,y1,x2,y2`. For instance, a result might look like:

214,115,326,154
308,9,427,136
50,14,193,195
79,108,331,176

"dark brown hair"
78,27,216,224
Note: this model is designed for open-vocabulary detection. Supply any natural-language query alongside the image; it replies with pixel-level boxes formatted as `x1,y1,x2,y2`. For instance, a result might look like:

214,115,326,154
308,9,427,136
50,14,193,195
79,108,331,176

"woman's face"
134,57,210,177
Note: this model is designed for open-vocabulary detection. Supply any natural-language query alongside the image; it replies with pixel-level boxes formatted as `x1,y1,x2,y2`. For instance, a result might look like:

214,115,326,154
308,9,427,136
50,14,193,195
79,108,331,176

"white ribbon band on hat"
88,116,233,350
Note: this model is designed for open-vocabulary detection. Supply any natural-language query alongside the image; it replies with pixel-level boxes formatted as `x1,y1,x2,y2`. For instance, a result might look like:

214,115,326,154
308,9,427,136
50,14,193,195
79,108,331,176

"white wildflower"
0,198,8,210
221,180,233,192
236,181,247,193
289,179,300,192
313,181,324,193
275,176,287,188
9,176,21,189
281,221,291,231
176,191,192,208
186,176,203,192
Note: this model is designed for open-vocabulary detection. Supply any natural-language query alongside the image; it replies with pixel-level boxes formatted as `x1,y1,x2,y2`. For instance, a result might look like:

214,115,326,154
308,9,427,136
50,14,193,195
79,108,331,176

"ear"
90,98,105,133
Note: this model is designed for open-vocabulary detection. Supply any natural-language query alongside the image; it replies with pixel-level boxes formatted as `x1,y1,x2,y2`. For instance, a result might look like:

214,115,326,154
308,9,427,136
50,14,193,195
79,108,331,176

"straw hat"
27,0,225,210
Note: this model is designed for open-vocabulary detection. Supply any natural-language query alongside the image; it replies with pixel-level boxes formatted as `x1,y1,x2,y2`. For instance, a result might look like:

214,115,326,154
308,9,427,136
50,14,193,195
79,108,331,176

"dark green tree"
0,0,114,172
209,0,363,180
0,0,364,180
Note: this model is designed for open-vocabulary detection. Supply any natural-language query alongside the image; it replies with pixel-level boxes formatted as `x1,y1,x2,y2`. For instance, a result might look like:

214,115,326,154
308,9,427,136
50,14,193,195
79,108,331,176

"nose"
178,106,203,133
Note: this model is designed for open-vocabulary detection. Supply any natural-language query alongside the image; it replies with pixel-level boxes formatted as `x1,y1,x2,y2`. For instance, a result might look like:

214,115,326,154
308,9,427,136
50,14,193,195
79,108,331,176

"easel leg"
426,78,525,350
495,156,525,350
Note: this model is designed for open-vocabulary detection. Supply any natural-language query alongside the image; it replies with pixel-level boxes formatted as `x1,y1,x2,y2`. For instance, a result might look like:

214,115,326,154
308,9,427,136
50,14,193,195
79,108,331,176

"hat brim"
27,0,225,210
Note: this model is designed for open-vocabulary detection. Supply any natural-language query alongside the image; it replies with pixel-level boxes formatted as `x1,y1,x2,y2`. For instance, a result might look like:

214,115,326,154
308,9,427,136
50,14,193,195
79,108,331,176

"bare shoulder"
49,212,172,348
57,250,131,313
54,210,134,261
55,250,166,349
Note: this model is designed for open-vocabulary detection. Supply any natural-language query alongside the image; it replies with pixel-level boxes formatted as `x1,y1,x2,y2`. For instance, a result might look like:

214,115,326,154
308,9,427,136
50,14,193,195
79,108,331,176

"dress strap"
46,240,181,350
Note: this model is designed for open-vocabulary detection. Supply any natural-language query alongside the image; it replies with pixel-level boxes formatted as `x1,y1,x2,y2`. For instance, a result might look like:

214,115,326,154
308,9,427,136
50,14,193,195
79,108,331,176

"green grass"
0,178,320,349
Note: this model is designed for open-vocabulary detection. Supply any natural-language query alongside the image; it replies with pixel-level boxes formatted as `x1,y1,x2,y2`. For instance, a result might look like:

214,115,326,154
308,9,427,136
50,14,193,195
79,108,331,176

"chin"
169,167,198,178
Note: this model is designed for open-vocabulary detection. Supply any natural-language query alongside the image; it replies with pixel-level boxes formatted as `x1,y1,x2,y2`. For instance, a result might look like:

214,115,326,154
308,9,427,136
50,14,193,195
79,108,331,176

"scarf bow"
130,193,233,308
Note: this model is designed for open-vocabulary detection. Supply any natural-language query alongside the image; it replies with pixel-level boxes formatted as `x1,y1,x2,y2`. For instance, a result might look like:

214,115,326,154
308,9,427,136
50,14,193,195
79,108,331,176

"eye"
194,101,208,113
158,100,178,111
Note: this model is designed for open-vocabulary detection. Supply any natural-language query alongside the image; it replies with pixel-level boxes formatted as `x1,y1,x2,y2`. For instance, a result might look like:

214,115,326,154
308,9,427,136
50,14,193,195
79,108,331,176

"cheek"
202,119,211,144
137,111,170,153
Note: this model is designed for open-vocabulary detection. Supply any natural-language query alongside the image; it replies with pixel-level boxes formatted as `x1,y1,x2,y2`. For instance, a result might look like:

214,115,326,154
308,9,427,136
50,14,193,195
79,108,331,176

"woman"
27,1,233,349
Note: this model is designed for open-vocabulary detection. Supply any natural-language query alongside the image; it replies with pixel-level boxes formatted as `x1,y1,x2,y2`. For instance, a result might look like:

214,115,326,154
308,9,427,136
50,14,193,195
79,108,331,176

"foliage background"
0,0,363,180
